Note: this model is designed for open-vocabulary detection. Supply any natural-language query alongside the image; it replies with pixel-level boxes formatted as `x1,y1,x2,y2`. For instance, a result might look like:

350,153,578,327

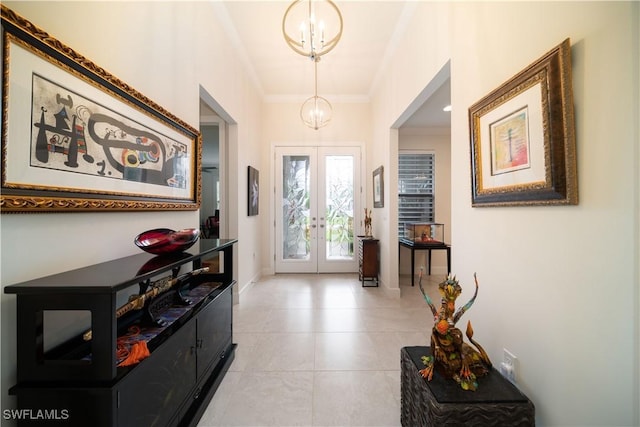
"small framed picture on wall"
248,166,259,216
373,166,384,208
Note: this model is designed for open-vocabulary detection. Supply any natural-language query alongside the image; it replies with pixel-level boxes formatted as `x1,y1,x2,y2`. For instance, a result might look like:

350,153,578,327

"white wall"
261,101,372,275
372,1,639,426
0,0,264,414
370,0,452,291
451,2,638,425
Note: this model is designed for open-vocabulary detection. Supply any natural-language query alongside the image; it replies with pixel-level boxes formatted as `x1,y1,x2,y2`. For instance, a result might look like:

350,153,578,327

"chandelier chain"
283,0,340,130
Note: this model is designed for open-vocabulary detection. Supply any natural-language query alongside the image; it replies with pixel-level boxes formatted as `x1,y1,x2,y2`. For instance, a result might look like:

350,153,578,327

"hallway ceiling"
218,0,450,128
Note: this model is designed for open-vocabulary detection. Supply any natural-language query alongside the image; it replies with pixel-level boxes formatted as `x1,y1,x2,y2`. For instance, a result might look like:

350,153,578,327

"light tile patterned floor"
197,273,442,427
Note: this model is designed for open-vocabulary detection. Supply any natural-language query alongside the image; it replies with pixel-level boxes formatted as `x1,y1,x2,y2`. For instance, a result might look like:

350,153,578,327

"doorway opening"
199,85,235,242
199,101,223,239
396,62,452,283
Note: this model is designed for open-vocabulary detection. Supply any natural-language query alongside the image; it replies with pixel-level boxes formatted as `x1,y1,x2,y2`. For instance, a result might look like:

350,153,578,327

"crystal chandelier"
300,60,332,130
282,0,343,62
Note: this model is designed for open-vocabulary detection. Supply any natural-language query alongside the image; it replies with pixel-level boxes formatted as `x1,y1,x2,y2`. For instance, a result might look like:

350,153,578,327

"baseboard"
380,278,401,298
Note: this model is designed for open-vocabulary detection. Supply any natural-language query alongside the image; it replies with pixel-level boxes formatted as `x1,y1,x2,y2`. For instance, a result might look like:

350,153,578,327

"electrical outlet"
500,348,517,384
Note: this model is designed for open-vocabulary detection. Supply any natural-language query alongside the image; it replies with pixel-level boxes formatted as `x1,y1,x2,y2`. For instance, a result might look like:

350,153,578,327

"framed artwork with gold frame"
1,5,201,212
469,38,577,207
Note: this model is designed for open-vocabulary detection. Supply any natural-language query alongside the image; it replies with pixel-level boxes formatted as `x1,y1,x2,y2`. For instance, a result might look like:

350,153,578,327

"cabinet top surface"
4,238,237,294
399,238,448,248
402,346,530,404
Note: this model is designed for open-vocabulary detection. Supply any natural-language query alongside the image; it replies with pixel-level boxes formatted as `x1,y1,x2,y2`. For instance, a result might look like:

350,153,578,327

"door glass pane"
282,155,311,260
325,155,354,260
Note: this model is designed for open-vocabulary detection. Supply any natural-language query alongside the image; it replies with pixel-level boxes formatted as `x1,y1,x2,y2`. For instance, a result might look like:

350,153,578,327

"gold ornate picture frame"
469,38,577,207
1,5,201,212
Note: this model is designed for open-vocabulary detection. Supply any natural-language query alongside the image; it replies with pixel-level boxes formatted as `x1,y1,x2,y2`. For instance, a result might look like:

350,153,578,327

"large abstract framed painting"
373,166,384,208
469,38,577,207
1,6,201,212
248,166,259,216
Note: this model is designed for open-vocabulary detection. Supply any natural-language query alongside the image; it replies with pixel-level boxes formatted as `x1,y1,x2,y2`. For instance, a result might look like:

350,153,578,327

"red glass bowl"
134,228,200,255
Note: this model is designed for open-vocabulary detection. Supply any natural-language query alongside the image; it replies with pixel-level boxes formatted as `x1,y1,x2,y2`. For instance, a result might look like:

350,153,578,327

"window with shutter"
398,152,435,238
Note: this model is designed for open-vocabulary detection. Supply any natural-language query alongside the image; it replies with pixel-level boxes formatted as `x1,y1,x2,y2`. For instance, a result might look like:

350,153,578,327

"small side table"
401,346,535,427
357,236,379,287
399,239,451,286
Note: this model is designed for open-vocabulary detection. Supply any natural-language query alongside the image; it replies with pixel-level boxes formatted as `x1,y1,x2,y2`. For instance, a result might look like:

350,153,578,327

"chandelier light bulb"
319,21,325,46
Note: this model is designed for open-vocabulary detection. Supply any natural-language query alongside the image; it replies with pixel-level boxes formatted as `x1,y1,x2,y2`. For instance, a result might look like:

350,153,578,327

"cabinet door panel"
197,288,232,379
118,322,196,427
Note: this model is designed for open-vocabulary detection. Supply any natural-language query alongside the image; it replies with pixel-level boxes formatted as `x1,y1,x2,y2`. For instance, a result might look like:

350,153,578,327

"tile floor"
198,273,442,427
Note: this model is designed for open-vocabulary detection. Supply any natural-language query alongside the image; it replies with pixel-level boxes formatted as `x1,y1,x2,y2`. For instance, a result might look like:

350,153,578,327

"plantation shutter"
398,152,435,238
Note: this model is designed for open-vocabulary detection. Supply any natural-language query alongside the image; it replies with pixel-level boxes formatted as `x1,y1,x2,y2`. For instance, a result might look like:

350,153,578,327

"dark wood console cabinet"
4,239,238,427
357,236,379,286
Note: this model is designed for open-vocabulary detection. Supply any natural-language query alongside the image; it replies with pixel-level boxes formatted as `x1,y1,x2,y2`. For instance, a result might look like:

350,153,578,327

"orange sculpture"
418,271,492,391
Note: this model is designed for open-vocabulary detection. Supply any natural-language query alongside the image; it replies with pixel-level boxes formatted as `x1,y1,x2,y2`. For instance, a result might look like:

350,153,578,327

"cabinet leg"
411,249,415,286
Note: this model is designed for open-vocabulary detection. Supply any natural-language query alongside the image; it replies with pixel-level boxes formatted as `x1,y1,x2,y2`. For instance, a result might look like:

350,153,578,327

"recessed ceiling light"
443,105,452,112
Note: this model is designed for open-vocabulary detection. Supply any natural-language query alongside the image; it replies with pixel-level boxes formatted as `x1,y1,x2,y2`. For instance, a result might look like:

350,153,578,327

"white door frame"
272,144,363,274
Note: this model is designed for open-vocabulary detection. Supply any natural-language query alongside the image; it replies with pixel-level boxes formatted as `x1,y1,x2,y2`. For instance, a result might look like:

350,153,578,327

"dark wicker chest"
401,346,535,427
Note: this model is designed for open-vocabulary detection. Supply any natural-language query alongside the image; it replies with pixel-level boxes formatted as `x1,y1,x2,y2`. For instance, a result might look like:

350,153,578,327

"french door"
275,146,361,273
